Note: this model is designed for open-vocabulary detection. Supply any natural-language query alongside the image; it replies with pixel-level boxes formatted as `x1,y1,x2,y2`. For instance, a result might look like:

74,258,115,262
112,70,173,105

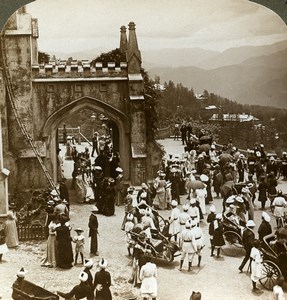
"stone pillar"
120,26,127,54
126,22,146,185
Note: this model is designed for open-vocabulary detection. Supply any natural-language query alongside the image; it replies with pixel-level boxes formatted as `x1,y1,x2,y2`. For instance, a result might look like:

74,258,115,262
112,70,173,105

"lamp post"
91,113,96,137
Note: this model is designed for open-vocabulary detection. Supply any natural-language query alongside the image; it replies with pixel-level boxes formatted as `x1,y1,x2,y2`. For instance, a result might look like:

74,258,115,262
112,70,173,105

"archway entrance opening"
42,96,130,204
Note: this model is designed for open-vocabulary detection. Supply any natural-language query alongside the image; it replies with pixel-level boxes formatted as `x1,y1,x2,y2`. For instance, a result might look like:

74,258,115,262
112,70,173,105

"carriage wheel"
163,248,173,262
157,214,166,232
259,260,282,290
221,231,244,257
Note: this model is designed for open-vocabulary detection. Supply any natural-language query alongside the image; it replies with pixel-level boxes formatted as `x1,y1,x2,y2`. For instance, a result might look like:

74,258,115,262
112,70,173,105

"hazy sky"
26,0,287,53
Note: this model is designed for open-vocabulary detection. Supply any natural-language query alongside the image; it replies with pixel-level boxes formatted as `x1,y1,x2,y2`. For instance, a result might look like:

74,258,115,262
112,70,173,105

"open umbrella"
221,181,236,197
219,153,233,164
186,179,205,190
198,143,211,153
199,135,212,145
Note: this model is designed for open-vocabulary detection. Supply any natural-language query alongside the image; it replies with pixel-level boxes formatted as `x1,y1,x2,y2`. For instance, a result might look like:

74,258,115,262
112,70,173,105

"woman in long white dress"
4,211,19,248
41,215,58,267
153,172,167,210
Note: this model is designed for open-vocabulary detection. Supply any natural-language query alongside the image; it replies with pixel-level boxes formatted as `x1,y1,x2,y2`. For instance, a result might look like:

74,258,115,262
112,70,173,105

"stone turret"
127,21,141,74
119,25,127,54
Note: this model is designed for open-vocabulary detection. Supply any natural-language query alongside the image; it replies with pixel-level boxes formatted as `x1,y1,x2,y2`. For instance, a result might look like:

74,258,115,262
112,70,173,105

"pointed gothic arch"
42,96,131,183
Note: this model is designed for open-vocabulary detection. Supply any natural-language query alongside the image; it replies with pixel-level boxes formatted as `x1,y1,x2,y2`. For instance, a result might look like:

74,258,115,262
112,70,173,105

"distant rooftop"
210,113,259,122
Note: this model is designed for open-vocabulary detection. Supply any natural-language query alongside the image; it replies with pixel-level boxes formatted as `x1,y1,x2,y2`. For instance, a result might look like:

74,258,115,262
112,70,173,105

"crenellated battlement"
31,61,128,78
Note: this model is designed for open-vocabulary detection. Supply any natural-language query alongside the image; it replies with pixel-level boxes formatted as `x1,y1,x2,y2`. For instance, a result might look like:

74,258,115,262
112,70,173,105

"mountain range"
49,39,287,109
146,40,287,109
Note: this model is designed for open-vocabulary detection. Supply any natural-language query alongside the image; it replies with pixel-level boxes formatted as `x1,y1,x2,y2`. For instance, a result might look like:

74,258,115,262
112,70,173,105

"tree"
141,68,161,142
92,48,126,67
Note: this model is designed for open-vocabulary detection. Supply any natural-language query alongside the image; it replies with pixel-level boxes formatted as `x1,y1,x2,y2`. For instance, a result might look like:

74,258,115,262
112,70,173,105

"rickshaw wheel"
163,248,173,262
259,260,282,290
221,231,244,257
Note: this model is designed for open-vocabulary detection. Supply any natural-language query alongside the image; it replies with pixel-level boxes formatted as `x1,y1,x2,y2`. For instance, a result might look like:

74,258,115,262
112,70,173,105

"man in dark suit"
88,206,99,256
239,219,255,273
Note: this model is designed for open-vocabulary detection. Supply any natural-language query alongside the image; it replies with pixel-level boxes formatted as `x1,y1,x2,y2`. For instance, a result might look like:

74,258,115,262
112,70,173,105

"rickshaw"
221,216,245,257
129,224,180,262
259,230,287,290
12,279,59,300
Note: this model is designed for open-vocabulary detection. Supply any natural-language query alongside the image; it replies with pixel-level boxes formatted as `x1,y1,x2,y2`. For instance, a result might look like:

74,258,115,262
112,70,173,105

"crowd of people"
4,121,287,300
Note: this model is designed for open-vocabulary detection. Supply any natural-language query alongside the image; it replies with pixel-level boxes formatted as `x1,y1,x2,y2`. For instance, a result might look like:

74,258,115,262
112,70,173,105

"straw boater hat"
84,259,94,268
216,213,222,220
226,195,235,204
17,267,27,278
141,183,148,189
94,166,102,171
74,227,84,233
235,196,244,203
262,212,271,223
79,271,88,282
99,258,108,269
246,220,256,227
171,200,178,207
200,174,209,182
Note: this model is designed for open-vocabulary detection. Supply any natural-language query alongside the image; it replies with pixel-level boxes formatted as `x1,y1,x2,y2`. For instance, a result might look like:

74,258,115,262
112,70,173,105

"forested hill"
145,40,287,109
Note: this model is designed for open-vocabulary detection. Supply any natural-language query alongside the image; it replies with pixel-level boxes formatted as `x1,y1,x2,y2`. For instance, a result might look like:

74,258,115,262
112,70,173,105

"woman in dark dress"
102,178,116,216
211,213,225,258
55,216,73,269
94,258,112,300
258,175,268,209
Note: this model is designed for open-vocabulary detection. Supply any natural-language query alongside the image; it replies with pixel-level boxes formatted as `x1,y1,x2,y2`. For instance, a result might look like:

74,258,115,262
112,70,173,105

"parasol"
186,179,205,190
219,153,233,164
198,143,211,153
199,135,212,145
221,181,235,197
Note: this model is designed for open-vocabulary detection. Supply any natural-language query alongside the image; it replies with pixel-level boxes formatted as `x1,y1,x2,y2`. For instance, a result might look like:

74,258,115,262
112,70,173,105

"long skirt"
41,234,57,267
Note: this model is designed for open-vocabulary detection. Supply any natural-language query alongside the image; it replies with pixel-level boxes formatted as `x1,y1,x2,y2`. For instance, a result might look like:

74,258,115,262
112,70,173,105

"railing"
17,222,46,241
157,126,171,139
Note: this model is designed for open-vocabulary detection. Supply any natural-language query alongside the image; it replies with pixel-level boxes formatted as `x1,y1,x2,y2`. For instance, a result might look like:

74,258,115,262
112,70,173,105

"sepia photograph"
0,0,287,299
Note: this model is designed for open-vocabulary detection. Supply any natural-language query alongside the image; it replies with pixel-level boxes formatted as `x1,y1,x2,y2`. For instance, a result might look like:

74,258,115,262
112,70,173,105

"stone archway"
42,96,131,184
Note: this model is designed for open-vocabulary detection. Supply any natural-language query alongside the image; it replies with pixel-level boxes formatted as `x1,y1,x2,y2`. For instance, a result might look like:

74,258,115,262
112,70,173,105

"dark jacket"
58,282,94,300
